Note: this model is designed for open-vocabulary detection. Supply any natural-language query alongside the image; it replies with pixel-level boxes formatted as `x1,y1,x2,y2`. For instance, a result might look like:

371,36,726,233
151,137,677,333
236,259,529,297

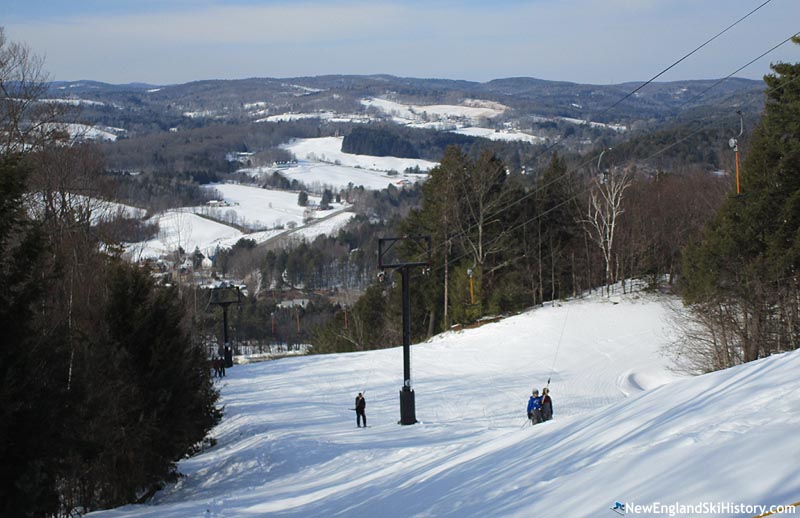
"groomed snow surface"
88,293,800,517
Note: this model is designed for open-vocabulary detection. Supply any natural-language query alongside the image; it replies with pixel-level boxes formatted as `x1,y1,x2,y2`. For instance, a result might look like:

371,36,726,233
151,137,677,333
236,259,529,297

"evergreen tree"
680,38,800,371
0,155,68,516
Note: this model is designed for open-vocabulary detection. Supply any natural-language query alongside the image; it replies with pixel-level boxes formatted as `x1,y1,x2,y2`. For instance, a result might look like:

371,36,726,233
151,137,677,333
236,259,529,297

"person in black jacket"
355,393,367,428
541,387,553,421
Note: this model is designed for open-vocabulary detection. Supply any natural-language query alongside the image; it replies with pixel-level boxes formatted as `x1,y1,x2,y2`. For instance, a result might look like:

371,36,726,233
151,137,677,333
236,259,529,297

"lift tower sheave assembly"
378,236,432,426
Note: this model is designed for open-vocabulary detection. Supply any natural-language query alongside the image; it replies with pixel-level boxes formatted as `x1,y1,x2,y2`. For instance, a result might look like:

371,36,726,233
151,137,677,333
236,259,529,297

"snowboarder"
541,387,553,421
527,389,542,425
355,392,367,428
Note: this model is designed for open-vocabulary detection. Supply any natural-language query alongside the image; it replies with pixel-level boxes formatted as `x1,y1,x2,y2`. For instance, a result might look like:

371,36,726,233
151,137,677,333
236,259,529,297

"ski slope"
88,293,800,517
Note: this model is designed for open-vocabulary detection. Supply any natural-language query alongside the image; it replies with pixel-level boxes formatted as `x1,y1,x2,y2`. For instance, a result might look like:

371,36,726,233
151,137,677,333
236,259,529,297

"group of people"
211,357,226,378
351,387,554,429
526,387,553,425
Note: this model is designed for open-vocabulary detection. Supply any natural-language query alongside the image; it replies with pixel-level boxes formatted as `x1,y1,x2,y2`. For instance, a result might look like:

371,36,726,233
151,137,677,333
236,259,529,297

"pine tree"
0,155,68,516
679,38,800,371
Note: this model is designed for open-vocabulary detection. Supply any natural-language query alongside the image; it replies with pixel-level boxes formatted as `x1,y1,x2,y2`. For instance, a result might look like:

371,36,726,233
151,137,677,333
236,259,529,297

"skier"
541,387,553,422
527,389,542,425
355,392,367,428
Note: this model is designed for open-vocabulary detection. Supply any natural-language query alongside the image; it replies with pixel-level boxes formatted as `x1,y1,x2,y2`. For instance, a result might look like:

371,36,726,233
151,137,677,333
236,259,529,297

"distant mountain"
44,74,766,177
45,74,764,130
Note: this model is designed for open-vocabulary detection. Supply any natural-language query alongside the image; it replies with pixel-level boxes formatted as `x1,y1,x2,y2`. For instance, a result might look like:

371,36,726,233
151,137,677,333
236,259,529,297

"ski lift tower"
209,282,243,366
729,110,744,195
379,235,432,425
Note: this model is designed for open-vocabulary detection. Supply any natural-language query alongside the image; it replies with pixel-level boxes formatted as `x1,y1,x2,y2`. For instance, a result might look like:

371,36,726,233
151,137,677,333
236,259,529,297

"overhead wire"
430,24,793,258
405,28,800,283
678,31,800,109
602,0,776,114
520,0,779,169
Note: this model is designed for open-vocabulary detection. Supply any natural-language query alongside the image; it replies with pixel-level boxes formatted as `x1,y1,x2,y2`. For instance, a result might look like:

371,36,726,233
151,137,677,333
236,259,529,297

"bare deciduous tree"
582,166,632,294
0,27,67,155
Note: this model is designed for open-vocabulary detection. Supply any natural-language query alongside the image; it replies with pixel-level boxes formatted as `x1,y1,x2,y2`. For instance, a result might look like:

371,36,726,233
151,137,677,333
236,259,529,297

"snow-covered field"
86,292,800,517
362,97,507,123
282,136,437,173
125,210,244,260
288,211,354,241
451,126,547,144
124,184,351,259
255,112,371,124
197,183,338,231
244,160,424,192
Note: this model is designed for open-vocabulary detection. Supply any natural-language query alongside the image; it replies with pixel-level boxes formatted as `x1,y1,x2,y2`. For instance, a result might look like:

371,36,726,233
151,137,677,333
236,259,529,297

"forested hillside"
0,30,220,515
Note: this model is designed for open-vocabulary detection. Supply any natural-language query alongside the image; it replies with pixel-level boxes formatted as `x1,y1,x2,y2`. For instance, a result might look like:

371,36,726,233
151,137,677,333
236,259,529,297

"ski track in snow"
88,293,800,518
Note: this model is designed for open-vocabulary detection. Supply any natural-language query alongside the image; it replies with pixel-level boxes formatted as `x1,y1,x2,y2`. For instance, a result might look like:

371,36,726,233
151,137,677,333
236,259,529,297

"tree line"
314,47,800,377
677,40,800,373
0,29,220,516
311,142,728,352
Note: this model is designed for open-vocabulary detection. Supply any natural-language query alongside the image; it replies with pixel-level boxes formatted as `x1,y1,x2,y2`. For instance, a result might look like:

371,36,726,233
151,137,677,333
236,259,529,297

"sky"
4,0,800,86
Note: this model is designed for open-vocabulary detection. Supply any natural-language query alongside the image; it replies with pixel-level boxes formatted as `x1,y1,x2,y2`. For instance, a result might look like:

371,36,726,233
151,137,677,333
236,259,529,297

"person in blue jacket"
527,389,542,425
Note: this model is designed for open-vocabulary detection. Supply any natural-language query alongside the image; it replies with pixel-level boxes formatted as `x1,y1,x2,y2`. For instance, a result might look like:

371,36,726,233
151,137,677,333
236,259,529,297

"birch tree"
582,163,632,294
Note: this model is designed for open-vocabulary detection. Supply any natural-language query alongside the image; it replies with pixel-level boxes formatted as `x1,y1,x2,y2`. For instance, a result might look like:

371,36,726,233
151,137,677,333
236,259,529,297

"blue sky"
4,0,799,85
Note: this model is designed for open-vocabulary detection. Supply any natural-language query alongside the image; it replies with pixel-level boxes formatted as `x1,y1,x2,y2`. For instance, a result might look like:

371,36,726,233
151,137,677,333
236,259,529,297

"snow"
86,292,800,517
183,110,217,119
63,123,121,141
124,184,353,259
197,183,334,231
126,210,244,260
39,122,123,141
558,116,627,132
254,111,371,124
451,126,546,144
40,97,106,107
25,193,145,225
258,111,334,122
362,97,507,123
243,160,425,191
281,136,437,173
287,211,354,241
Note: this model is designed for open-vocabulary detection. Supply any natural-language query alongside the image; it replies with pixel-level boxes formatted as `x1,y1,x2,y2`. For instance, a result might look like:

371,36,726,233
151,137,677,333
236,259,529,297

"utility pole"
729,110,744,195
378,236,431,426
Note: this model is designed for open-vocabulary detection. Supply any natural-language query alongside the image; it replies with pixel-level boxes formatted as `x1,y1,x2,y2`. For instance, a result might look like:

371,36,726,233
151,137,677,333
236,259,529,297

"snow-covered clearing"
40,122,124,141
124,184,351,259
362,97,507,123
282,136,437,174
254,112,371,124
87,292,800,517
25,193,145,224
558,116,627,132
288,211,353,242
451,126,547,144
197,183,344,231
40,97,106,107
125,210,244,260
243,160,425,192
